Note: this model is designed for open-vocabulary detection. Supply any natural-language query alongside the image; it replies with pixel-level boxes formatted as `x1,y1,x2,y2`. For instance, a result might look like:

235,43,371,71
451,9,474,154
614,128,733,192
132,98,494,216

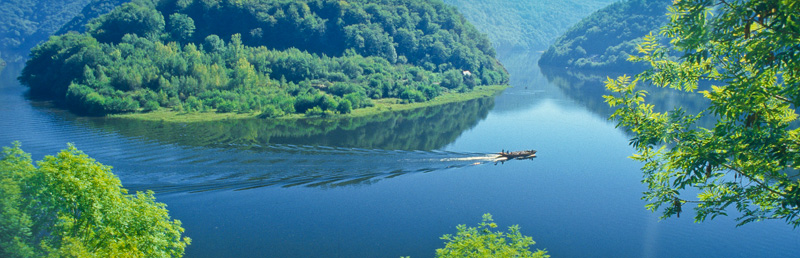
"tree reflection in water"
540,66,714,128
80,97,496,151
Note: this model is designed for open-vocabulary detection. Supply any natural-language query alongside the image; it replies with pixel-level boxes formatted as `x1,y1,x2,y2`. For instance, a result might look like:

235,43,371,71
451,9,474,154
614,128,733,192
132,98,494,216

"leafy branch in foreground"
604,0,800,226
435,213,548,258
0,142,190,257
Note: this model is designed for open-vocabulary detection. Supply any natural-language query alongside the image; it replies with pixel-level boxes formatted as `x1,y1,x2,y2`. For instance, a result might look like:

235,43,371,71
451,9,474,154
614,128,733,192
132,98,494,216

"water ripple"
0,65,504,195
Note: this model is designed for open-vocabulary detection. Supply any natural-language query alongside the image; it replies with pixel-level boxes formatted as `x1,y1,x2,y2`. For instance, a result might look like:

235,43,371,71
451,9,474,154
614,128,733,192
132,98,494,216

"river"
1,49,798,257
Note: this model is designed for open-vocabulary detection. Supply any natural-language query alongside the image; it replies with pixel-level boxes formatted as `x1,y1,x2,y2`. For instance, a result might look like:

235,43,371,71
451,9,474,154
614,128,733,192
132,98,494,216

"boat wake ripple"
117,144,498,194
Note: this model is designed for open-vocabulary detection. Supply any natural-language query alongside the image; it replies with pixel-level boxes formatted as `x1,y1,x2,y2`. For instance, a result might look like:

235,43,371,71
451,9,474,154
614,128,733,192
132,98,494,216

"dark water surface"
1,51,798,257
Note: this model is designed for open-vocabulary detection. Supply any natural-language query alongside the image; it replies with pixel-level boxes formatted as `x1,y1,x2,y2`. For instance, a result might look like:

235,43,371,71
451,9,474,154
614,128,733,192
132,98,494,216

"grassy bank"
110,85,508,123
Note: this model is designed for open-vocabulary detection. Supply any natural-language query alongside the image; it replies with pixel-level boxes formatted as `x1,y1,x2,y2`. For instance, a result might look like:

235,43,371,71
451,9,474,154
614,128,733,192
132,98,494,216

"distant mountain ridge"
0,0,92,61
538,0,671,71
442,0,616,51
3,0,624,63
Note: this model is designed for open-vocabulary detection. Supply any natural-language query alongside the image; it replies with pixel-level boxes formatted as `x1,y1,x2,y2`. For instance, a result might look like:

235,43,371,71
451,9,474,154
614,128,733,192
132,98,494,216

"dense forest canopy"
56,0,130,35
19,0,508,117
0,0,92,61
55,0,618,54
442,0,615,51
538,0,671,71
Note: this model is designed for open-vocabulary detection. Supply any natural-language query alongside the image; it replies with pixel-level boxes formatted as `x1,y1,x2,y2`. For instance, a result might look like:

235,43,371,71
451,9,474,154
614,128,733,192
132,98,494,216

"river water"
1,50,798,257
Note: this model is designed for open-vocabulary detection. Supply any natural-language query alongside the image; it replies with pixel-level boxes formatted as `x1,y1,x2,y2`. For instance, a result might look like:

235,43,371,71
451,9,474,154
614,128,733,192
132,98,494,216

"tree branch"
722,163,786,197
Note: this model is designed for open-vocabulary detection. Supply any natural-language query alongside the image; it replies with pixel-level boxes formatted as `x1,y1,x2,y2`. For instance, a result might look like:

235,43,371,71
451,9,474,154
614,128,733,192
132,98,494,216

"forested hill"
57,0,618,53
0,0,92,61
442,0,615,51
538,0,671,71
56,0,129,35
20,0,508,117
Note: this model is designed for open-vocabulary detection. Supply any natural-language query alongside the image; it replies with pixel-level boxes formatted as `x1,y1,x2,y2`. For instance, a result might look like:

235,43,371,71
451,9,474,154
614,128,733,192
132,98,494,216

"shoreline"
109,85,508,123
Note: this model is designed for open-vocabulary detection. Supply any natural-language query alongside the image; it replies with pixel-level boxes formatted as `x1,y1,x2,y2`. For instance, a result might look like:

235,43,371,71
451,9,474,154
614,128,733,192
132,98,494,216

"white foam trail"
440,155,500,162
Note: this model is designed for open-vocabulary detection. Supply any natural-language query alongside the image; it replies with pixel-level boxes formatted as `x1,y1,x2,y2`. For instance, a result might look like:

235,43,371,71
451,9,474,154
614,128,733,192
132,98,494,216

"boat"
495,150,537,164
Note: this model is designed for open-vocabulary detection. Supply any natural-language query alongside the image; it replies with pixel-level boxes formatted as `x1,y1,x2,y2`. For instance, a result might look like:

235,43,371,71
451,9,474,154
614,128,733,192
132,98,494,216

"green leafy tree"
336,99,353,114
168,13,195,41
435,214,548,258
88,2,165,43
441,69,464,90
0,142,190,257
203,34,226,52
605,0,800,226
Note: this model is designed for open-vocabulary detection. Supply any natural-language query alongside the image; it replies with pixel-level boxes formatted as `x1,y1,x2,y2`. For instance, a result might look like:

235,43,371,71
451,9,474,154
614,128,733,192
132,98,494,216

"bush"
216,101,237,113
185,96,202,112
293,94,316,113
400,89,426,103
441,69,464,90
143,100,160,112
344,92,370,108
304,106,325,117
259,105,284,118
337,99,352,114
436,214,548,258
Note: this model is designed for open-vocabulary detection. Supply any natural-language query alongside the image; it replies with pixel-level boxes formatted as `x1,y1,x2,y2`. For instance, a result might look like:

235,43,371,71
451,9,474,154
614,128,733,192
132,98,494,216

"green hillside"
538,0,671,71
0,0,92,61
56,0,129,35
56,0,618,52
443,0,615,51
20,0,508,118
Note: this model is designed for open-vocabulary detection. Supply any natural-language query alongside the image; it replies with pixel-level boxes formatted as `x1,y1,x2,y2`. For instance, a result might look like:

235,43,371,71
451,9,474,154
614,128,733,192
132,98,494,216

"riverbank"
110,85,508,123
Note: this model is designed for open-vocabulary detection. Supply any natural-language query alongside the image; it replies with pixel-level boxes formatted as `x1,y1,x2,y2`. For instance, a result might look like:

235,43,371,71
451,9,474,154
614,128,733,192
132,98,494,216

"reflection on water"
0,61,508,192
540,66,715,127
77,97,495,151
490,50,557,113
3,50,799,258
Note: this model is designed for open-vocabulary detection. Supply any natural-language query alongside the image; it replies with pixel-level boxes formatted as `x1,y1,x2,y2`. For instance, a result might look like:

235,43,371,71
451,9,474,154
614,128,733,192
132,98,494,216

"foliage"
58,0,133,35
54,0,618,52
442,0,615,51
0,142,190,257
0,0,92,61
604,0,800,226
435,214,548,258
539,0,671,71
19,0,508,117
540,66,712,126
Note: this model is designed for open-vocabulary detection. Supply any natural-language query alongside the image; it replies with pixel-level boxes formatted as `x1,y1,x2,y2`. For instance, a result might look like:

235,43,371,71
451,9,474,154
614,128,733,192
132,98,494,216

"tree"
441,69,463,90
604,0,800,226
203,34,226,52
0,142,190,257
168,13,195,41
435,214,548,258
87,2,165,43
337,98,353,114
